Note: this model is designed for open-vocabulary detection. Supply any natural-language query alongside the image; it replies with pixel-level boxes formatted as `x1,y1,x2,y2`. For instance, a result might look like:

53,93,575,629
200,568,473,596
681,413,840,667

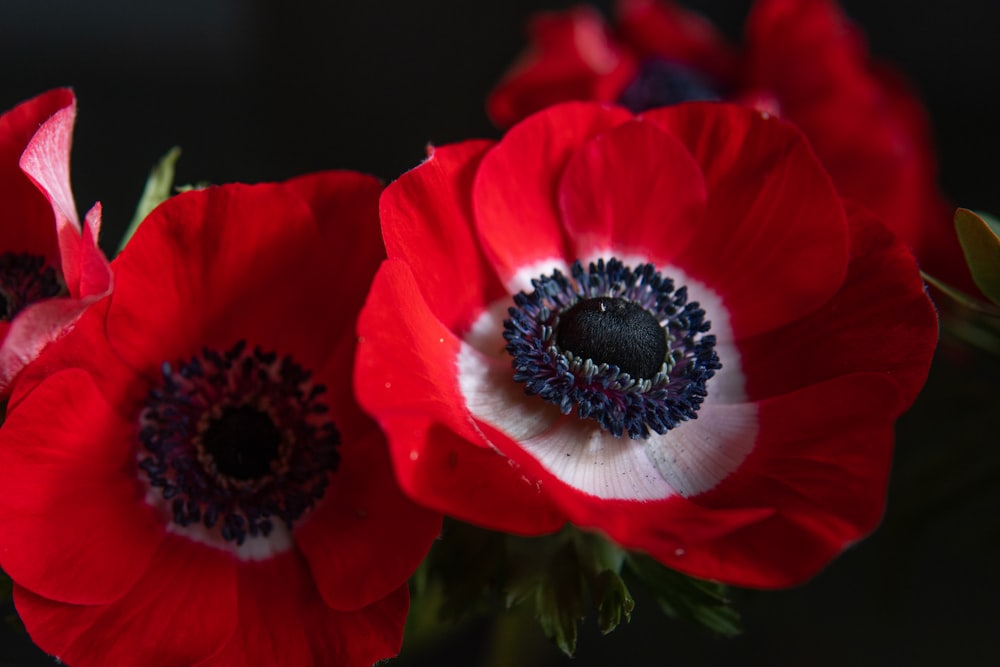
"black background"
2,1,1000,665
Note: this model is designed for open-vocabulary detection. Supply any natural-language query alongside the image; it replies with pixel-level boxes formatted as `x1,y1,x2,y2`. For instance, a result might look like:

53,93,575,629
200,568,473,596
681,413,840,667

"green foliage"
624,553,742,638
408,521,740,657
118,146,182,253
955,208,1000,307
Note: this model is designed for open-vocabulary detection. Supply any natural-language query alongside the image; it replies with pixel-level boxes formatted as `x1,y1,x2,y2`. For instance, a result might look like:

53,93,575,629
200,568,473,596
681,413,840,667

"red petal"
106,183,322,373
77,202,112,298
668,372,902,587
380,140,509,335
0,89,71,263
487,7,638,128
284,170,385,321
296,428,441,611
19,102,85,295
0,292,102,394
0,367,164,605
736,203,937,408
16,535,238,667
642,102,849,338
473,102,633,289
197,552,408,667
558,118,706,263
355,260,565,534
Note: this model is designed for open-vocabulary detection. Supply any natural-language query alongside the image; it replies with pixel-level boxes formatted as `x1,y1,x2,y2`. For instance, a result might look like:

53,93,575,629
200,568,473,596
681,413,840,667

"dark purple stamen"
503,258,719,440
138,340,340,545
0,252,66,321
618,58,721,113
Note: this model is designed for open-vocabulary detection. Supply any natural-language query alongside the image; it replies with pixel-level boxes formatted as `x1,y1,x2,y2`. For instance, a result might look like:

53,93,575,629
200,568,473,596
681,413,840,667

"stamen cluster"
0,252,66,321
503,258,719,439
138,339,340,545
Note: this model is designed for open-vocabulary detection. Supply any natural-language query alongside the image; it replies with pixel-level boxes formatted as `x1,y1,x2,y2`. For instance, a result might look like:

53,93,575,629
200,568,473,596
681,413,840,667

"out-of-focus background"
1,1,999,665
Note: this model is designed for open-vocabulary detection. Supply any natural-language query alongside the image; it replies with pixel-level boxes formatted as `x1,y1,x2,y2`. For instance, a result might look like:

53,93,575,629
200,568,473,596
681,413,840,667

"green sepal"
570,529,633,635
922,271,1000,317
118,146,182,253
955,208,1000,306
505,531,585,656
593,569,635,635
625,552,742,637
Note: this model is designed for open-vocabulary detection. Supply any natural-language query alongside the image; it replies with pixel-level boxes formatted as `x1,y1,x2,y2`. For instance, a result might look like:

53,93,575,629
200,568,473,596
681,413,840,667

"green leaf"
625,553,742,638
118,146,182,253
955,208,1000,306
921,271,1000,317
593,569,634,634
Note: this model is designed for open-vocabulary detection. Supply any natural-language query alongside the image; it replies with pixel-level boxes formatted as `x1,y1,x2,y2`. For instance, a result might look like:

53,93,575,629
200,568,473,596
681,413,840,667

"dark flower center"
0,252,67,321
504,258,719,439
201,405,282,481
138,340,340,545
617,57,721,113
556,297,667,380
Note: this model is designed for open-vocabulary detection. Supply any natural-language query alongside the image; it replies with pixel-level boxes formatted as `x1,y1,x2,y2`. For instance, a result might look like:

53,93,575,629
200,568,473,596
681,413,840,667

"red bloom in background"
487,0,969,292
0,88,111,393
355,102,938,588
0,174,441,666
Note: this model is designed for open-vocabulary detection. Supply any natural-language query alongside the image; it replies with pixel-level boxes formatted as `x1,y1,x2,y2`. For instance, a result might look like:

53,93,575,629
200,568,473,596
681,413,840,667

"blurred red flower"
0,173,442,665
355,101,938,587
487,0,969,292
0,88,111,394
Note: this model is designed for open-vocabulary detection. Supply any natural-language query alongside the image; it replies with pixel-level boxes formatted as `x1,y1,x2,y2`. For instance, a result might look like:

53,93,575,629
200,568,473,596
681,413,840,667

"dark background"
2,1,999,665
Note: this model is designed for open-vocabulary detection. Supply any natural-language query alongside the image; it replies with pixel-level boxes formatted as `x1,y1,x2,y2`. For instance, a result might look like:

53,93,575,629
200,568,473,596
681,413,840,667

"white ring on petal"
144,486,294,561
643,401,758,497
507,256,570,295
458,253,756,500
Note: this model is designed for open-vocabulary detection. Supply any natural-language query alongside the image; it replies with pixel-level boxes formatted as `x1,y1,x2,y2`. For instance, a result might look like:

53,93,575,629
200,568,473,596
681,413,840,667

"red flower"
0,88,111,394
0,173,442,665
355,102,938,588
487,0,969,293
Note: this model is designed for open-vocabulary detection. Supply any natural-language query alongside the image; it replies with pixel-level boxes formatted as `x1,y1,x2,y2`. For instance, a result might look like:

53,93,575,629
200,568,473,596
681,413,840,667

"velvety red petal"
736,202,937,408
380,140,509,335
5,299,143,422
283,170,385,319
0,89,71,262
616,0,738,82
670,372,902,587
296,428,441,611
487,7,638,128
557,118,706,263
77,201,112,298
641,102,849,338
16,535,238,667
235,172,386,373
355,260,565,534
0,292,102,394
19,102,86,294
473,102,633,289
0,367,164,604
197,552,408,667
106,183,322,375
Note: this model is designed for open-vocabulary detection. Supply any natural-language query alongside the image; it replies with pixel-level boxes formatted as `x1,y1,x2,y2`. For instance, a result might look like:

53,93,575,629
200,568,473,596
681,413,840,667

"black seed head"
556,297,666,379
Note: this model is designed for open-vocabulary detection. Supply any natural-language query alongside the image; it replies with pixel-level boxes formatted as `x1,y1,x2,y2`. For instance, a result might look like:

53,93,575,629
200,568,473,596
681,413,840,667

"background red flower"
0,89,111,394
487,0,972,294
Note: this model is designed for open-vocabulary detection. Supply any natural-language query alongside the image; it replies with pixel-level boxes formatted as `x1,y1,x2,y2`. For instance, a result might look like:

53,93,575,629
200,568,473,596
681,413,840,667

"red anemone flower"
0,88,111,394
487,0,969,293
355,101,938,588
0,173,442,665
